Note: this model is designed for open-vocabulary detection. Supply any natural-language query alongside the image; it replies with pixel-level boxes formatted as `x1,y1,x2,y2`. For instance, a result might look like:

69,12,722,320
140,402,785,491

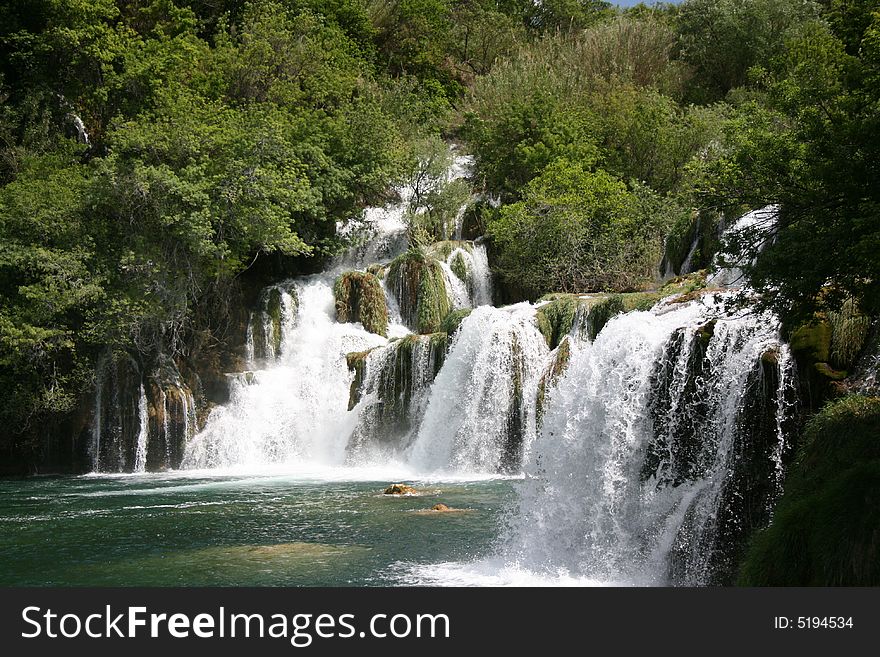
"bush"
739,395,880,585
488,160,672,298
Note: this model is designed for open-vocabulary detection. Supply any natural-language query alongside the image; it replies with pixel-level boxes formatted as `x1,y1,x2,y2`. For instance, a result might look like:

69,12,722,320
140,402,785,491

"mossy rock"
387,249,451,334
440,308,472,337
739,396,880,585
696,320,717,348
536,336,572,427
536,296,579,350
366,263,386,280
449,250,469,284
789,319,832,364
334,271,388,337
814,362,848,381
584,293,654,340
429,240,472,260
760,349,779,366
345,348,376,410
662,210,723,276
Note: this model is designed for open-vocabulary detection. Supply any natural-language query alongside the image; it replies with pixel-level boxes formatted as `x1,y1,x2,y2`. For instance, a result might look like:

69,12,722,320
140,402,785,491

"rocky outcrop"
333,271,389,337
386,250,451,334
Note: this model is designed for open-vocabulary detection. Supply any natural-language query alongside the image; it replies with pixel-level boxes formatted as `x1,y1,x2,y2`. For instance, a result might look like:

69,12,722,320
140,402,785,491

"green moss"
536,336,572,427
387,249,452,334
814,362,848,380
267,287,283,355
696,319,717,349
789,319,832,364
439,308,472,337
345,348,375,410
366,263,386,280
739,396,880,585
536,296,579,349
449,251,469,283
828,299,870,369
659,271,710,298
333,271,388,337
502,333,526,473
429,240,473,260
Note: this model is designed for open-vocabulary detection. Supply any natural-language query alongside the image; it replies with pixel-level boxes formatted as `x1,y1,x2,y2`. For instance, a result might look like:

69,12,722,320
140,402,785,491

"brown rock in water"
431,503,450,511
384,483,417,495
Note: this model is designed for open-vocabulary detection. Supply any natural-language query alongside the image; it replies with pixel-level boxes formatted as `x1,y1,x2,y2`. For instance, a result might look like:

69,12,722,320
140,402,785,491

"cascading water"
183,276,393,468
406,304,549,474
708,205,778,287
83,145,802,586
89,350,198,473
133,385,149,473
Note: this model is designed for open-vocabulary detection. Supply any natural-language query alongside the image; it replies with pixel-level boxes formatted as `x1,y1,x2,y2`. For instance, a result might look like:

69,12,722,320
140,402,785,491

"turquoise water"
0,468,515,586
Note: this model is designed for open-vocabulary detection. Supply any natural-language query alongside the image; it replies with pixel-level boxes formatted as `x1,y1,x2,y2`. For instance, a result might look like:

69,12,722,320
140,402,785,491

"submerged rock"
384,483,417,495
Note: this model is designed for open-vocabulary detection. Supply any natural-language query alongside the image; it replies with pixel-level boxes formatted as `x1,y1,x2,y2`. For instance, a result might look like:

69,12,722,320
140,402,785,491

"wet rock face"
637,325,799,586
91,352,145,473
90,351,201,474
345,333,448,456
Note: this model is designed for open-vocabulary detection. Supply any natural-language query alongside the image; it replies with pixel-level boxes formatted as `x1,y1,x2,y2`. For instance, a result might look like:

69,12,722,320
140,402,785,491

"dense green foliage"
690,0,880,321
739,395,880,585
490,161,677,296
0,0,452,445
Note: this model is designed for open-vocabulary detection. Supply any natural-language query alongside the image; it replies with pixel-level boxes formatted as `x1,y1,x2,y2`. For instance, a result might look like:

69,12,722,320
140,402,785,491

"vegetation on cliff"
386,249,451,334
739,395,880,586
334,271,389,336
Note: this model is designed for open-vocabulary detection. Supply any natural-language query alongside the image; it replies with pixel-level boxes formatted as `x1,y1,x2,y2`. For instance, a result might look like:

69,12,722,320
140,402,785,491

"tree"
488,160,672,296
676,0,820,102
693,15,880,319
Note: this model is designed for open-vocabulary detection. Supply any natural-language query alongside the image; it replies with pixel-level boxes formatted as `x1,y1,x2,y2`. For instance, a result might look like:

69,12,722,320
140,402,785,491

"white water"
88,158,800,585
443,243,493,307
406,304,549,474
133,385,149,473
503,294,794,584
708,205,778,287
182,276,391,468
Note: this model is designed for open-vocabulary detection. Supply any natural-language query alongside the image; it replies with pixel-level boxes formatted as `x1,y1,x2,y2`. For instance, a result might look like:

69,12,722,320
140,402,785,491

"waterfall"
346,334,448,462
406,305,549,474
133,384,149,473
470,243,492,306
182,276,391,468
708,205,778,287
443,243,493,307
245,285,299,365
439,260,471,310
679,215,701,275
502,294,796,585
91,354,106,471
